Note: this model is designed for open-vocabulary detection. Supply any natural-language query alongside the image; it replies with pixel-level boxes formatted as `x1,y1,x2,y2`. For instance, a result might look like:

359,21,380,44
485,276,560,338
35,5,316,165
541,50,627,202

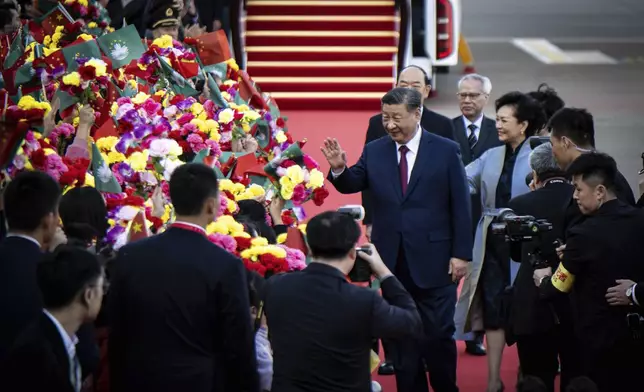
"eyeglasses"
457,92,484,100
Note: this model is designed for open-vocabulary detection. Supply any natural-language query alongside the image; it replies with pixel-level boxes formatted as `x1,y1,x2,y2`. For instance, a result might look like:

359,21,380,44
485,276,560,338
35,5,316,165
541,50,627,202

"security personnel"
146,0,182,40
533,152,644,392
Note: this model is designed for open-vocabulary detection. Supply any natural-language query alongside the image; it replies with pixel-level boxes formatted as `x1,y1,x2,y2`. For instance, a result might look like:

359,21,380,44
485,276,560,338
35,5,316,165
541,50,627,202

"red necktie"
399,145,409,194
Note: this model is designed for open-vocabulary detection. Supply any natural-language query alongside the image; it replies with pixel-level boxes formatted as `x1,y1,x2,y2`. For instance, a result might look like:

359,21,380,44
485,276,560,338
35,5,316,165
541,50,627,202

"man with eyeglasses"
549,107,636,236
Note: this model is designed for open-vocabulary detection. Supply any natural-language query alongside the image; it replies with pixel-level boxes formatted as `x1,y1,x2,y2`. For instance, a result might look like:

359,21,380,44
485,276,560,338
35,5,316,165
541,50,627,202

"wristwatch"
626,284,636,305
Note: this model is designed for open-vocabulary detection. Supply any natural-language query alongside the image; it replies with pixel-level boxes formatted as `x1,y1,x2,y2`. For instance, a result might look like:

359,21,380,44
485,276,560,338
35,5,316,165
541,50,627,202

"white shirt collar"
43,309,78,359
463,114,484,130
396,123,422,155
6,233,41,248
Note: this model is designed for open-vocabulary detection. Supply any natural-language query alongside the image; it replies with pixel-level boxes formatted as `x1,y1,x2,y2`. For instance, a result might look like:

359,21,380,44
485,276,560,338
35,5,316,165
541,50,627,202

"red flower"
281,210,295,226
243,259,267,276
280,159,296,169
312,187,329,206
78,65,96,80
276,118,286,128
234,236,252,251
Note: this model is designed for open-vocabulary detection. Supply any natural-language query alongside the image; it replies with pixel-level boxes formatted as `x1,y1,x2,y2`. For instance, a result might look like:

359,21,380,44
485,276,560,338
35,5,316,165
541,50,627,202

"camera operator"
532,152,644,392
264,210,422,392
506,142,577,391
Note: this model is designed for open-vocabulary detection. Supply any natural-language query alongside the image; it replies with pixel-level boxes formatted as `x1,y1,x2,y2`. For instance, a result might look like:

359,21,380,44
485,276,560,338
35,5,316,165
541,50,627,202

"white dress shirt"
43,310,81,391
462,115,483,140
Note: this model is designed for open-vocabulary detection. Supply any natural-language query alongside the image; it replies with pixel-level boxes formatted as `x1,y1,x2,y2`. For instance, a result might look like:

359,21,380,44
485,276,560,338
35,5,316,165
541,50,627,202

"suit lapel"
40,314,73,388
452,117,472,163
404,130,431,200
473,117,497,158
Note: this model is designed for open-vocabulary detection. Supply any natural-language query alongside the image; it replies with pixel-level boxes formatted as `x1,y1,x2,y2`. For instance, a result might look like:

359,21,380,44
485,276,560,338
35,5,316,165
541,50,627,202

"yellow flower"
85,59,107,77
190,119,207,132
152,35,174,49
218,108,235,124
73,117,80,128
280,184,294,200
276,233,287,244
85,173,95,188
221,91,231,101
107,151,126,164
77,0,88,6
110,102,118,116
43,47,59,57
226,198,237,213
307,168,324,189
219,179,234,192
127,151,149,171
62,72,81,87
190,102,207,119
87,22,97,28
17,96,51,115
248,184,265,197
275,131,287,144
55,25,64,34
78,33,94,42
131,92,150,105
298,224,307,234
52,32,62,45
243,110,261,122
251,237,268,247
96,136,119,152
43,148,56,156
241,122,250,133
226,58,240,72
285,165,305,184
161,205,172,223
207,215,245,235
233,231,251,238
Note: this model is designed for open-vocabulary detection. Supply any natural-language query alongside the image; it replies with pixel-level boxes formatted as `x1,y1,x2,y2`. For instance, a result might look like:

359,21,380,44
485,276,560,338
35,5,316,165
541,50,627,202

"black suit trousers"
393,249,458,392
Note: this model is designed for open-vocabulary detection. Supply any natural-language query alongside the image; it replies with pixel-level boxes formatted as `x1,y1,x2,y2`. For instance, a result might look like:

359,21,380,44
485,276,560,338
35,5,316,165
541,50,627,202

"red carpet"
244,0,398,111
284,110,546,392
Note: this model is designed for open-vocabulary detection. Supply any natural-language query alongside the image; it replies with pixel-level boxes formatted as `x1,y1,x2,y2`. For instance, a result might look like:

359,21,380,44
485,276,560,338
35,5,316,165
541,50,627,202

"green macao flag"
206,72,228,109
97,25,145,69
154,53,199,97
62,40,103,71
91,143,122,193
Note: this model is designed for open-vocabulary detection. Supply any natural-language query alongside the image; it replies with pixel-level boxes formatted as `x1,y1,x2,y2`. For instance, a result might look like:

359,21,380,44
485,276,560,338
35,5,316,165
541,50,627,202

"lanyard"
169,222,207,237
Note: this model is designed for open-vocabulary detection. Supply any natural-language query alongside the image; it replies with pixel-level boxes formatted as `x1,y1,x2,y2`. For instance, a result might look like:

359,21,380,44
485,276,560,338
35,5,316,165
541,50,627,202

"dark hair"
548,107,595,148
37,245,103,310
60,187,109,245
566,151,618,192
527,83,565,121
495,91,546,137
566,377,599,392
398,65,431,86
516,375,547,392
4,171,61,232
169,163,219,216
247,270,265,310
0,0,18,33
381,87,423,113
306,211,361,260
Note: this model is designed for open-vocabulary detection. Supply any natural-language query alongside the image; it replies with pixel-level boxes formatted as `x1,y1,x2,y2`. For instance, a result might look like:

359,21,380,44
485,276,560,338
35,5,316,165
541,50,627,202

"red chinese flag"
93,117,118,139
127,210,151,243
284,226,308,256
187,30,231,66
40,9,67,36
0,121,28,169
238,71,269,111
233,153,259,178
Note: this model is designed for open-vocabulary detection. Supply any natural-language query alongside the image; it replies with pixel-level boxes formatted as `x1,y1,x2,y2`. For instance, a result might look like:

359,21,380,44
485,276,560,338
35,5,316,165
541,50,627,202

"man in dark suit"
361,66,456,374
108,163,259,392
0,246,104,392
0,171,61,361
549,108,636,238
535,152,644,392
452,73,502,356
508,143,578,391
265,211,422,392
323,88,473,392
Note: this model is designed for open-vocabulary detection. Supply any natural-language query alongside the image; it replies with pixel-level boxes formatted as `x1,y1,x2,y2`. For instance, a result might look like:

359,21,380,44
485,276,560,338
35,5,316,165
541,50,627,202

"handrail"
230,0,246,69
396,0,410,75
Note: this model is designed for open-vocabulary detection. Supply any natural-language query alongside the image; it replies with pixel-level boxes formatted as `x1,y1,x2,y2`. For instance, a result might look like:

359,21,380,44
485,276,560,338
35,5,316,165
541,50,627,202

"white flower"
116,205,139,221
139,171,158,185
149,138,182,158
110,43,129,61
161,158,184,181
116,103,135,120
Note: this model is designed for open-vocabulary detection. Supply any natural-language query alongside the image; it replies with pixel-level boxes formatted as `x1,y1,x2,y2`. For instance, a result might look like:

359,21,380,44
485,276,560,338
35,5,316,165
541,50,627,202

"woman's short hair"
495,91,546,137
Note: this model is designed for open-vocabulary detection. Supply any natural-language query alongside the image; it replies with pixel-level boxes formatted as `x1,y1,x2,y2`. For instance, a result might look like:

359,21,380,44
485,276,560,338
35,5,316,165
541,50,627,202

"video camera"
337,205,373,282
529,136,551,149
491,209,554,270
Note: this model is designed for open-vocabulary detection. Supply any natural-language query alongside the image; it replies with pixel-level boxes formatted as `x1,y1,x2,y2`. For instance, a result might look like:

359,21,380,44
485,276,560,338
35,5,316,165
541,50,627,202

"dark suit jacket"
329,130,473,288
0,236,43,361
554,200,644,349
108,227,259,392
265,263,422,392
361,109,455,224
563,169,635,239
508,180,574,336
452,115,502,236
0,313,75,392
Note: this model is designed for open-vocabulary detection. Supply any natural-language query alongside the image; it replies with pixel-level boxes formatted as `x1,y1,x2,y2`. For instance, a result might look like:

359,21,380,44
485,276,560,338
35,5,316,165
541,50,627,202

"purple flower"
105,225,126,245
264,113,272,122
175,98,195,111
133,124,152,139
122,109,142,125
75,57,89,66
115,132,134,154
115,162,135,180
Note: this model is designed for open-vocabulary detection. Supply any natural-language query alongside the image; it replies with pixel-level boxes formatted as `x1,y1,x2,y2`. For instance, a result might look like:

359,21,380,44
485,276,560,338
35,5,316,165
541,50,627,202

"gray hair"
458,74,492,95
381,87,422,112
529,142,561,178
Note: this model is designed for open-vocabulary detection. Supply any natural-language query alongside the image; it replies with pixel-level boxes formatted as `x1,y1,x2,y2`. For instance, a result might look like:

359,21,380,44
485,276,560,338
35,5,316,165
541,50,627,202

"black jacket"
265,263,422,392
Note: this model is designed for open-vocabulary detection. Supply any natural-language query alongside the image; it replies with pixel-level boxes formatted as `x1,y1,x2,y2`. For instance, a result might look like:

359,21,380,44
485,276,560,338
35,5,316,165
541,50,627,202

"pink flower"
186,133,207,153
177,113,194,126
44,154,68,181
302,155,319,170
280,245,306,271
181,122,197,136
116,97,132,106
208,233,237,253
291,184,308,205
205,139,221,157
143,99,161,117
218,195,228,217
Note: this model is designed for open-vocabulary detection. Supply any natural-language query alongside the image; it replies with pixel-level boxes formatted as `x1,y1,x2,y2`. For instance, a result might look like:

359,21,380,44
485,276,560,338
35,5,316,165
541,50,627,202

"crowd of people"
0,0,643,392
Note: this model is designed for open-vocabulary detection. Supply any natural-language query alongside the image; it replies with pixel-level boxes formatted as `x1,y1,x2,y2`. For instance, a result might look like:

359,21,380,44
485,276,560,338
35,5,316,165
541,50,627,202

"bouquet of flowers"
59,57,110,106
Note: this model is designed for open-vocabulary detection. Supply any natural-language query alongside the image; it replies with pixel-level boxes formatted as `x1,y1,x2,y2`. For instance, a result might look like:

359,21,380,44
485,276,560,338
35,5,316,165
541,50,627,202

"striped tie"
467,124,478,152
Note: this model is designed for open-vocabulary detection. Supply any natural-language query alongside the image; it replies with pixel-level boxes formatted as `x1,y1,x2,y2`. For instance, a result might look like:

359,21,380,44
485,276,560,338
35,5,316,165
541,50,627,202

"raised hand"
42,95,61,137
320,138,347,172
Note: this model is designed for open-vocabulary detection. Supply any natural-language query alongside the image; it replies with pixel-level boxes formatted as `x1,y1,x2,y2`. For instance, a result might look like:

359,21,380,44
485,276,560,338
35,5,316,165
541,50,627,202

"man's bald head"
397,66,431,100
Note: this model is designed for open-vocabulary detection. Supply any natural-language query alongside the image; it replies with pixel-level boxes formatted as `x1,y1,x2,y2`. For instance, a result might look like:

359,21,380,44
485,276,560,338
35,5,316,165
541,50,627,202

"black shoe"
465,340,486,356
377,361,395,376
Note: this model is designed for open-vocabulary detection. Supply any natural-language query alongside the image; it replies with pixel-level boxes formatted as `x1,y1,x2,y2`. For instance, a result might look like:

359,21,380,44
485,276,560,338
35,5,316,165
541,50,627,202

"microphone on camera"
337,205,365,221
